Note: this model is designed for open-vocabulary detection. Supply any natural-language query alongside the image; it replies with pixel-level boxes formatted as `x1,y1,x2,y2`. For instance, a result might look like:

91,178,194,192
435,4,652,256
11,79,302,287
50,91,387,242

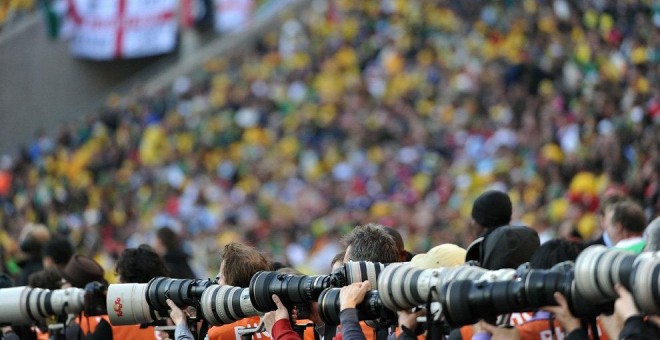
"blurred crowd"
0,0,659,281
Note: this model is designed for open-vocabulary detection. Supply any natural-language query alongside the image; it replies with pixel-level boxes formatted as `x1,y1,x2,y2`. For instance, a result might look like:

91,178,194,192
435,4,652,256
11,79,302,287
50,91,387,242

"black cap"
471,190,512,228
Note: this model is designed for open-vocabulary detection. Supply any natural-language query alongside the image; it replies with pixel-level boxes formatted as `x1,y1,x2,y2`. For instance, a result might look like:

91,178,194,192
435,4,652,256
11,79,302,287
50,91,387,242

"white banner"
214,0,254,33
69,0,178,60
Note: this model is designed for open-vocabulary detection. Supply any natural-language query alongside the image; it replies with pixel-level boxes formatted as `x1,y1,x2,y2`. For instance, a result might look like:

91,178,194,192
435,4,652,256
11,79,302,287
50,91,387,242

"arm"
339,309,365,340
263,295,302,340
540,292,582,334
167,299,195,340
338,281,371,340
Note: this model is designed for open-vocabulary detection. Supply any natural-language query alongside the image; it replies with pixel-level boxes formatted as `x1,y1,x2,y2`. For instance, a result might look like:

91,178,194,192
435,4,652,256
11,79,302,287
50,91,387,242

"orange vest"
111,324,157,340
207,316,316,340
459,312,611,340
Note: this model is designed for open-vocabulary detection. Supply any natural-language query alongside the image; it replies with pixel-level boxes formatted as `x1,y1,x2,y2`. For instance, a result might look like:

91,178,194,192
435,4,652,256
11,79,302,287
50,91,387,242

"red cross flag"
68,0,178,60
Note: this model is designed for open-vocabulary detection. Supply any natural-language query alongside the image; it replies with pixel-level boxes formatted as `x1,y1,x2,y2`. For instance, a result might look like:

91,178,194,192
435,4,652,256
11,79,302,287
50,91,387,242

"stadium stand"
0,0,658,279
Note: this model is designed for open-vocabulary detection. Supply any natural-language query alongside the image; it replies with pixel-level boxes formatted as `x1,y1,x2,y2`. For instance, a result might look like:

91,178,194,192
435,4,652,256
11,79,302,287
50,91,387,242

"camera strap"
198,319,209,340
323,325,336,340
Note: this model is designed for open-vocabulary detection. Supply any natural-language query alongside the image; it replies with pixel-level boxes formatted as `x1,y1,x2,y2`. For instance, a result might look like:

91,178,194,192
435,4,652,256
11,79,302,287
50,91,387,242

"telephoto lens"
377,263,516,312
575,245,637,304
249,271,331,312
440,262,602,327
317,287,395,326
0,287,85,326
331,261,387,287
107,283,159,325
146,277,214,312
107,277,213,326
575,246,660,314
200,285,260,326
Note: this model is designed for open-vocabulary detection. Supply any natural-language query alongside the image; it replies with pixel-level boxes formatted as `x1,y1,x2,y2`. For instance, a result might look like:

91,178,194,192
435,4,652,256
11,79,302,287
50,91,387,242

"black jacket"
164,249,196,279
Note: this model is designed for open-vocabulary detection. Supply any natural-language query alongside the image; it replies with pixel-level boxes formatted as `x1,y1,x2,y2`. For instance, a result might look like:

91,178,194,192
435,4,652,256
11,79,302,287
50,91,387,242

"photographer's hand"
166,299,187,326
398,308,425,330
614,284,640,321
263,294,290,335
540,292,581,333
339,281,371,310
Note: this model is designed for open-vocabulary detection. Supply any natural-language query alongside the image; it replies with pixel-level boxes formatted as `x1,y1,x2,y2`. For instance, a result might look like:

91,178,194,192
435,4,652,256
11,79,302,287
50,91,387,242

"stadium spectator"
584,193,628,248
41,235,74,271
154,227,196,279
606,200,647,253
16,224,50,286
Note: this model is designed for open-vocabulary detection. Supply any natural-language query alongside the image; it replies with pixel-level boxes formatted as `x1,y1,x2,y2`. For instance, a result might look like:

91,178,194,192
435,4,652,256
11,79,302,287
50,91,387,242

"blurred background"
0,0,658,281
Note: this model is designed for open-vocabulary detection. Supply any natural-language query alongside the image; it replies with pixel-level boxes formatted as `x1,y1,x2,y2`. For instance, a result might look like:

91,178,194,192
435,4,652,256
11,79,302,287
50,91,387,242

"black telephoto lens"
146,277,213,312
249,271,331,312
318,288,395,326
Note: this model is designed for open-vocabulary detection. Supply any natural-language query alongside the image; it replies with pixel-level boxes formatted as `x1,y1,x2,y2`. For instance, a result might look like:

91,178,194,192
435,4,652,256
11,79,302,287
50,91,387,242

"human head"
644,217,660,252
598,192,627,232
28,268,63,290
154,227,180,255
604,200,647,244
61,255,105,288
382,226,408,262
342,223,398,263
529,239,582,270
218,242,270,288
115,244,169,283
330,251,345,272
19,224,51,257
42,236,74,269
471,190,512,230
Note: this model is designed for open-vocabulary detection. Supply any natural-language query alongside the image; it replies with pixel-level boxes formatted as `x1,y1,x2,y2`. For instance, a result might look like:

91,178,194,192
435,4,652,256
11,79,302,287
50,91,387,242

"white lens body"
107,283,156,325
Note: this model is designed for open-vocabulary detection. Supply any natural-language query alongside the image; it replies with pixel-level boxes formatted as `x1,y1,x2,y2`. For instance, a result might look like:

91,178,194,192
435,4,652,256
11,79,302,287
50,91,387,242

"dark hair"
598,193,627,216
116,244,169,283
343,223,398,263
221,242,270,288
42,236,74,266
330,251,345,268
156,227,180,250
0,273,14,289
28,268,63,290
611,200,647,234
529,239,582,270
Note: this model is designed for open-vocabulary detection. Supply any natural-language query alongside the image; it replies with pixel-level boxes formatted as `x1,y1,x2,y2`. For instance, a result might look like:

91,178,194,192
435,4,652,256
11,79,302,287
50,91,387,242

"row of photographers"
3,189,660,340
0,236,179,339
160,190,659,340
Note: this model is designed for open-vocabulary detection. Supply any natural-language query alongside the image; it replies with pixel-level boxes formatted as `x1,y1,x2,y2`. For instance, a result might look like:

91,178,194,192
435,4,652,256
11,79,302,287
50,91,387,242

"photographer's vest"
459,312,611,340
206,316,316,340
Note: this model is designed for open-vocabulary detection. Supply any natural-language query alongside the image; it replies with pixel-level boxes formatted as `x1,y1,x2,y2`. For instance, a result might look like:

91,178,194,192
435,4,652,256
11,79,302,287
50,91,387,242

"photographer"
114,244,170,339
205,242,272,340
60,255,112,340
338,224,400,340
